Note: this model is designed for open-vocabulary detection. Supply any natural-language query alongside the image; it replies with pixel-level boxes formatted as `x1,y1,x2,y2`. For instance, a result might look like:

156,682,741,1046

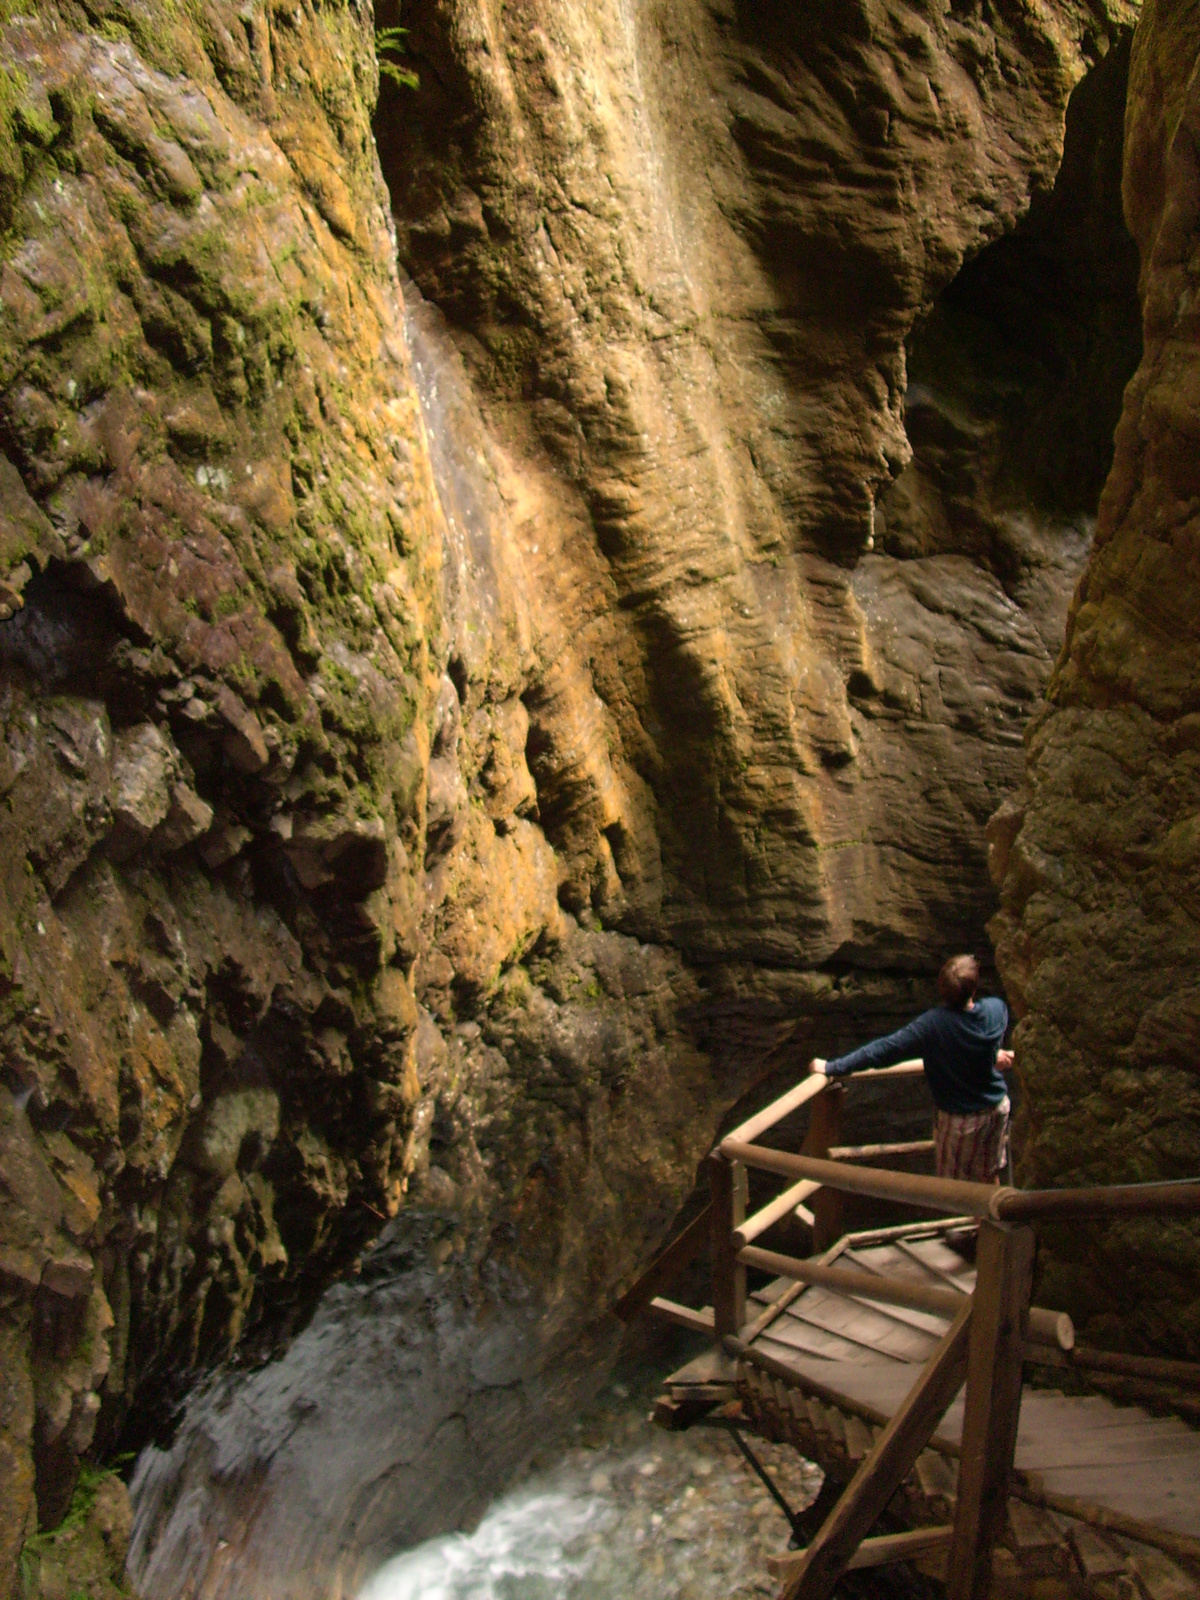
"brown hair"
937,954,979,1009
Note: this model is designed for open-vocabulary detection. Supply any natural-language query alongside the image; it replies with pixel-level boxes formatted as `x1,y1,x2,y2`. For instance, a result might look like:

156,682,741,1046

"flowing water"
357,1356,824,1600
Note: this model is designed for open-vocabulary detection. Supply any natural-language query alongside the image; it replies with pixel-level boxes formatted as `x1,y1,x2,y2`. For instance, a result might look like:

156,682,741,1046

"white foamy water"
357,1375,824,1600
358,1490,613,1600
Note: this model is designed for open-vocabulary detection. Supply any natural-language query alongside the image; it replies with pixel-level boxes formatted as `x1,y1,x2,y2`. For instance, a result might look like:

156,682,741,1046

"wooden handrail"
721,1059,925,1148
722,1141,999,1217
723,1074,826,1147
992,1177,1200,1221
736,1243,1073,1350
734,1177,821,1249
842,1060,927,1079
827,1139,935,1162
721,1141,1200,1222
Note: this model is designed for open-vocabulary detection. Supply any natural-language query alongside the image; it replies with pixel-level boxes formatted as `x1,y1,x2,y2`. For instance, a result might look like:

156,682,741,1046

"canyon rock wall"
0,0,446,1585
991,0,1200,1356
0,0,1139,1594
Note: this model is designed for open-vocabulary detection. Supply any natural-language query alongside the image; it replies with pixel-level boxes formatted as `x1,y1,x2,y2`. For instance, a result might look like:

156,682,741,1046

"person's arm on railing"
809,1014,931,1080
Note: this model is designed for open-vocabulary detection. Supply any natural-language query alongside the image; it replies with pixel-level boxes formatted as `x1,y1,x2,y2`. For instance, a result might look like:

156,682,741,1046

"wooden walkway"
658,1219,1200,1599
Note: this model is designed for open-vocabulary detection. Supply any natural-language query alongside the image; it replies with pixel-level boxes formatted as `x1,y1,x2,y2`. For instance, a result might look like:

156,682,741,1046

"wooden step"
914,1448,957,1509
822,1405,846,1448
1125,1543,1200,1600
844,1414,873,1461
1007,1500,1070,1575
648,1296,713,1335
806,1395,831,1435
1067,1521,1129,1581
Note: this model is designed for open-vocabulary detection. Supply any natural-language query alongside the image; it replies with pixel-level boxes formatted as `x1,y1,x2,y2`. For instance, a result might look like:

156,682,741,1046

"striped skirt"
933,1097,1010,1183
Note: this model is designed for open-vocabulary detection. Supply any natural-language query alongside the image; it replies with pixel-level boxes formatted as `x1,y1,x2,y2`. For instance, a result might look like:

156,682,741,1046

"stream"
357,1352,824,1600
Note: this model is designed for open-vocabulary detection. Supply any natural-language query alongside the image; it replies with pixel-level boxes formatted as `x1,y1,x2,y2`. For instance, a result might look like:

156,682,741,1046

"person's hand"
997,1049,1015,1072
808,1058,828,1076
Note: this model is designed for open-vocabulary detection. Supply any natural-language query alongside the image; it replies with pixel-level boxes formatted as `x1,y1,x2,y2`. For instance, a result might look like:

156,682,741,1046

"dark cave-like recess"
878,31,1142,581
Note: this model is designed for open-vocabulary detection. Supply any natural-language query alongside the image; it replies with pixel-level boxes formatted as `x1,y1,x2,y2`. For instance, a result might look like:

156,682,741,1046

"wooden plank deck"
659,1219,1200,1597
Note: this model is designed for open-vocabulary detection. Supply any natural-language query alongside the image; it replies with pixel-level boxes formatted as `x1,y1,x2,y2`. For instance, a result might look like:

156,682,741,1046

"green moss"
19,1461,127,1583
0,64,30,237
13,94,57,150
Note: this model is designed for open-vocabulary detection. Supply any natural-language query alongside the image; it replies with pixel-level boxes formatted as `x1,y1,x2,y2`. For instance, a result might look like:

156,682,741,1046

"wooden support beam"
769,1525,954,1582
735,1241,1072,1350
1010,1478,1200,1566
612,1203,712,1322
733,1178,821,1249
710,1153,747,1338
947,1220,1036,1600
1061,1344,1200,1387
803,1082,843,1252
647,1297,714,1335
778,1300,973,1600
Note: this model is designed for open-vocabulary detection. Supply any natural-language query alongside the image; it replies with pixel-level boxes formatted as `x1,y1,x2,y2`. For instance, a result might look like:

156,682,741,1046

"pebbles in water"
359,1376,824,1599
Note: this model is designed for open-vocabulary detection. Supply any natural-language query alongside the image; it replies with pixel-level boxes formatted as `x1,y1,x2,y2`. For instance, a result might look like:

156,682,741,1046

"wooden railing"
616,1063,1200,1600
714,1069,1200,1600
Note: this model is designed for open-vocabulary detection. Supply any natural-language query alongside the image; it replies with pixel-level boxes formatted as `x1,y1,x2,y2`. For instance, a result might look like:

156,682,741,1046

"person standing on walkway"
809,954,1014,1183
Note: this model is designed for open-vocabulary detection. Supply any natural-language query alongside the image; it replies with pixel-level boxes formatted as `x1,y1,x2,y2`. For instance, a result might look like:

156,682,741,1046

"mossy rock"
19,1467,135,1600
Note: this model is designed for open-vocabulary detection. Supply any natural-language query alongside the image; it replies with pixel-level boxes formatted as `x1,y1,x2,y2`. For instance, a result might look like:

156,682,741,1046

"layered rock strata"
0,0,1142,1595
991,0,1200,1356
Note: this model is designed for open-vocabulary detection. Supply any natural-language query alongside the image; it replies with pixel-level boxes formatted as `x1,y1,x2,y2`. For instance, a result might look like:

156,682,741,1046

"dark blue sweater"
824,998,1009,1114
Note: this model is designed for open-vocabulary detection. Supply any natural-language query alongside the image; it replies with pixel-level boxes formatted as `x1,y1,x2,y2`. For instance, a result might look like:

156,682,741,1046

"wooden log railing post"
710,1151,747,1336
803,1082,844,1252
948,1219,1037,1600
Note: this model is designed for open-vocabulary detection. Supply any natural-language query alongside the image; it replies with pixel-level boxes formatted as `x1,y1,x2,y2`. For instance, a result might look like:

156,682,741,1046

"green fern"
375,26,418,91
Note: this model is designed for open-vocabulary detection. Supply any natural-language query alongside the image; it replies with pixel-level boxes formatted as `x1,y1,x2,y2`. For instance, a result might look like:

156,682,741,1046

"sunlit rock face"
378,0,1136,973
0,0,1143,1594
991,0,1200,1358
